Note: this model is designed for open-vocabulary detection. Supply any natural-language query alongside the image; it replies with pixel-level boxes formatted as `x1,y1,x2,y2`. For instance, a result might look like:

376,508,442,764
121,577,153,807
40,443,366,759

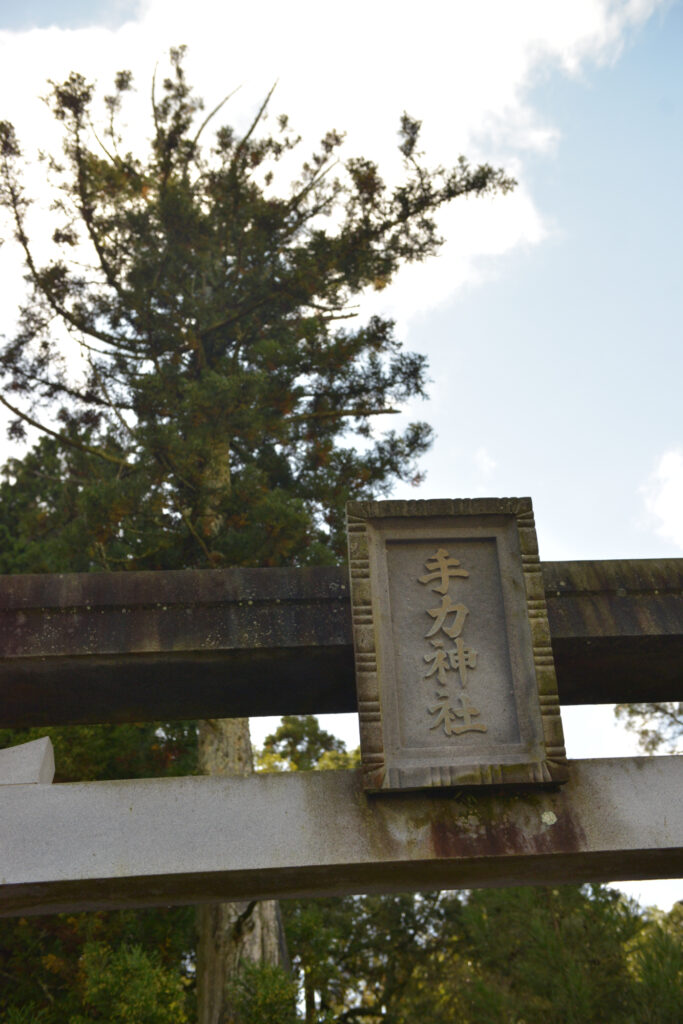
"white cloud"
642,449,683,550
0,1,667,334
474,446,497,478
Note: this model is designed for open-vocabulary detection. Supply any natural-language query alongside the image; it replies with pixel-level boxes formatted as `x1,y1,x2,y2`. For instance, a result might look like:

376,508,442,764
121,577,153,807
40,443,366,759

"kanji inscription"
346,498,569,792
419,549,485,736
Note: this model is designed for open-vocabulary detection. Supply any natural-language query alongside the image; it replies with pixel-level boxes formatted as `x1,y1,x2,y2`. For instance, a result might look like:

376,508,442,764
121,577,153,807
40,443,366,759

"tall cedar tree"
0,49,514,568
0,49,514,1022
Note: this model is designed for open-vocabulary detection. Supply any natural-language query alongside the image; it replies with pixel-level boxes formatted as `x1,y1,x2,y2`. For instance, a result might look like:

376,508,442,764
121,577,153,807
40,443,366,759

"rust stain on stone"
429,800,588,861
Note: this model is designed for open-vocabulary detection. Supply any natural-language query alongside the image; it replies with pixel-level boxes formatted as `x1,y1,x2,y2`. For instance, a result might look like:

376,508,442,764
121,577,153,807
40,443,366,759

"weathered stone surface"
1,757,681,916
346,499,567,790
543,558,683,703
0,559,680,727
0,737,54,785
0,566,353,726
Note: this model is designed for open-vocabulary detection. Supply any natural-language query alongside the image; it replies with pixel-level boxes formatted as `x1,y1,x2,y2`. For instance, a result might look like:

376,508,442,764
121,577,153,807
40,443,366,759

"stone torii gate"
1,498,682,917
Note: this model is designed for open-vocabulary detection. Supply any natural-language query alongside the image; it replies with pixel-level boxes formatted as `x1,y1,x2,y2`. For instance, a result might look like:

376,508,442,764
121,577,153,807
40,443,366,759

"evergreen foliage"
615,701,683,754
626,902,683,1024
0,48,512,1020
69,941,191,1023
256,714,357,772
224,961,299,1024
0,46,514,571
453,885,641,1023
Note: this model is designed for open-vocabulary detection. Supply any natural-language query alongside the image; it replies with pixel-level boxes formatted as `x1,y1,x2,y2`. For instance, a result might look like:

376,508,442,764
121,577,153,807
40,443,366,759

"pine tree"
0,48,514,1021
0,48,514,570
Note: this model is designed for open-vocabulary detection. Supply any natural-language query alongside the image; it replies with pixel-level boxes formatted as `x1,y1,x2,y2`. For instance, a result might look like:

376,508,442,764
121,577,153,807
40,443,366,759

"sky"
0,0,680,909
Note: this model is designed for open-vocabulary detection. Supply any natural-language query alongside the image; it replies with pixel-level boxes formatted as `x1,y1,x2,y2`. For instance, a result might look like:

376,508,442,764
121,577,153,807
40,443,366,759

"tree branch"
0,390,130,468
287,406,399,421
72,129,132,304
178,505,213,563
191,86,242,150
232,82,277,165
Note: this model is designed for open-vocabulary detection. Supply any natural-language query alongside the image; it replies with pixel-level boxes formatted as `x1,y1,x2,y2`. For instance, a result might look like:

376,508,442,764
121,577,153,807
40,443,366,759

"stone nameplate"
346,498,568,791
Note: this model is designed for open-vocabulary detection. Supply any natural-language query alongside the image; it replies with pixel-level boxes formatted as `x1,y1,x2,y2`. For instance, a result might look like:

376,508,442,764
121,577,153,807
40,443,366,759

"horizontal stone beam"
2,757,682,917
0,559,681,727
542,559,683,704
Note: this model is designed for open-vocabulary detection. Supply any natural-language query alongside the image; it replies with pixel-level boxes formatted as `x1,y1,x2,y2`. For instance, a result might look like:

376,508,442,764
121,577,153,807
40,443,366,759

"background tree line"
0,49,679,1022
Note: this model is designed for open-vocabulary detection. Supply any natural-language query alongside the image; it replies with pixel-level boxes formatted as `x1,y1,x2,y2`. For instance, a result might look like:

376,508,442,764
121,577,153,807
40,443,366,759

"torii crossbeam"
1,555,682,917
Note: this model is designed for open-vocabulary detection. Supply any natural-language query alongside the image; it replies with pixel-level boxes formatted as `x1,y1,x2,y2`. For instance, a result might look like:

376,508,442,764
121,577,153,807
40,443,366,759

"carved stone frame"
346,498,568,791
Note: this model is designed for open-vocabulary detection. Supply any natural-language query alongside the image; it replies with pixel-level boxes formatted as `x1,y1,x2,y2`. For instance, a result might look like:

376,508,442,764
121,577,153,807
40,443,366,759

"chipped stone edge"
346,498,568,791
0,736,55,785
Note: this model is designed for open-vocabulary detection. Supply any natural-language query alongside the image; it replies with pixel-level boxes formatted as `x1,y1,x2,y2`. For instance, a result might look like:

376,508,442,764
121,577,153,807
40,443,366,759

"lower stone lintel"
1,756,681,916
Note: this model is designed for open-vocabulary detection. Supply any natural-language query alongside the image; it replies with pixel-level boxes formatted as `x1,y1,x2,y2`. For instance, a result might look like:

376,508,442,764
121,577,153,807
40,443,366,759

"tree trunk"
196,718,287,1024
196,443,287,1023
